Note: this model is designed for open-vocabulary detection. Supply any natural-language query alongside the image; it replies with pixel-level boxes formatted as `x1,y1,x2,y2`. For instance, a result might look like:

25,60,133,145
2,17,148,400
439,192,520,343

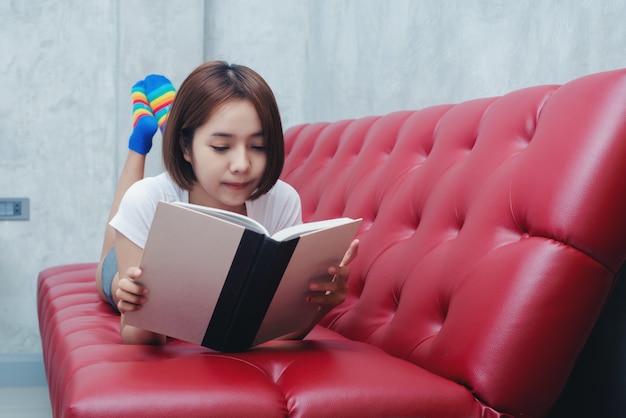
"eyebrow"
211,130,265,138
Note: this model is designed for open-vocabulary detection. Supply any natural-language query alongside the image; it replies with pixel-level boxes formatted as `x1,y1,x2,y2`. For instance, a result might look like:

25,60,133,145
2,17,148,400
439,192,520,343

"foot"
144,74,176,133
128,80,158,155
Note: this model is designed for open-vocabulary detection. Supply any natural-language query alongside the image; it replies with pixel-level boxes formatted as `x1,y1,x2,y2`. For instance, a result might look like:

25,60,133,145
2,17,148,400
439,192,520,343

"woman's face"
183,99,267,214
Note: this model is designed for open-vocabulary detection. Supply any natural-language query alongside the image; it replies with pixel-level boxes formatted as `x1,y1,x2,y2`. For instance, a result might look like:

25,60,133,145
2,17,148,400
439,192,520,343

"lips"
222,181,253,191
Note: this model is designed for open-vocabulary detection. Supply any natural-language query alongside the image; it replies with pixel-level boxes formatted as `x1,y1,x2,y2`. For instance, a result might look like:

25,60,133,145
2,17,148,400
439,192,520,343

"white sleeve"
109,179,161,249
269,183,302,233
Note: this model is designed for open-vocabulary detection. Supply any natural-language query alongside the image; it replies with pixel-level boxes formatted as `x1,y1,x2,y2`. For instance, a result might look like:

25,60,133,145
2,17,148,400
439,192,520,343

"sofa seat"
38,263,494,418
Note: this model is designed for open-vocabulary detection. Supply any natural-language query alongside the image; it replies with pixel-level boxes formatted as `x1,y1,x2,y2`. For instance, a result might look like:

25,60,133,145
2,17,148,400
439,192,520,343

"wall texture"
1,0,625,354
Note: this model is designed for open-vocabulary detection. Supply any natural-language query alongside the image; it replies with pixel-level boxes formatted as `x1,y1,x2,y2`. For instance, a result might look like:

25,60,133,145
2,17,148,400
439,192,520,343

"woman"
96,61,358,345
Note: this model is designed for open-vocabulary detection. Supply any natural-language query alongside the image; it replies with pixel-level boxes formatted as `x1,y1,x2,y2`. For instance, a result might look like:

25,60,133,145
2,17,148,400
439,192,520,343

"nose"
230,146,251,174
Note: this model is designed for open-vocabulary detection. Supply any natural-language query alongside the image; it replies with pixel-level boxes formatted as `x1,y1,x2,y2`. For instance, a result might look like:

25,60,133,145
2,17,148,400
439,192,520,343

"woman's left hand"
280,239,360,341
308,239,359,307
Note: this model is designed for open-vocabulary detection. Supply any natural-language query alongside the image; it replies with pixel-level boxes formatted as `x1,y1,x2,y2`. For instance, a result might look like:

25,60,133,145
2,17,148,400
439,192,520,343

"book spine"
201,229,265,350
220,237,299,352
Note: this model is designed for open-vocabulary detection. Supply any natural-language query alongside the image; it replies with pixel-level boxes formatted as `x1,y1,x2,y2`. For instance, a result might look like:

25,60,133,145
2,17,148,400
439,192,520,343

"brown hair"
162,61,284,200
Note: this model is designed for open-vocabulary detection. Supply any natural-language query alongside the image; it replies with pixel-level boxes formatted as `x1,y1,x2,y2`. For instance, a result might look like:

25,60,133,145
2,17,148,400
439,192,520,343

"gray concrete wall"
0,0,204,354
1,0,625,354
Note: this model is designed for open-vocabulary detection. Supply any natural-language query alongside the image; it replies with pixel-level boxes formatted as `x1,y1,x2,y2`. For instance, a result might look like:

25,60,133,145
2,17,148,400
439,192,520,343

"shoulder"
267,179,300,203
257,180,301,213
109,173,186,248
122,173,189,206
125,172,186,203
247,180,302,234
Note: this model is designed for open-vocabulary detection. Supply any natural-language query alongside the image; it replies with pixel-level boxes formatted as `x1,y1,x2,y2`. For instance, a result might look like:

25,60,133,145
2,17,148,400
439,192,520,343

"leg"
96,79,158,304
95,75,176,309
95,150,148,304
101,75,175,258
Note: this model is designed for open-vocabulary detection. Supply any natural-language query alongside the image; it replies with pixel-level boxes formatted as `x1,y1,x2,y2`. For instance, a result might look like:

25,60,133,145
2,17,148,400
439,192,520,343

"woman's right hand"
116,267,148,313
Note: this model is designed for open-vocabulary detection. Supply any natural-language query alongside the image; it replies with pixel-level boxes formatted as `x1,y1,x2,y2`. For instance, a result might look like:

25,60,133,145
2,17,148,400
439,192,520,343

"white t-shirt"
110,172,302,249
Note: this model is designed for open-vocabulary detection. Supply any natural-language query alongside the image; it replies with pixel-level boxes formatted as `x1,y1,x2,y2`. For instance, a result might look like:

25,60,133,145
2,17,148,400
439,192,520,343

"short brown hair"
162,61,284,200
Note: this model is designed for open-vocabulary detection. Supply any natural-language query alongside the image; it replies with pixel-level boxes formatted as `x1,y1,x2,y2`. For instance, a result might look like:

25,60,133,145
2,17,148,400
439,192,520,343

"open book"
124,201,361,352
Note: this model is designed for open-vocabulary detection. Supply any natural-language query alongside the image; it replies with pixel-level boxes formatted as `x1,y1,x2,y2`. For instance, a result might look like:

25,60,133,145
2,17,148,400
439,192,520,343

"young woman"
95,61,358,345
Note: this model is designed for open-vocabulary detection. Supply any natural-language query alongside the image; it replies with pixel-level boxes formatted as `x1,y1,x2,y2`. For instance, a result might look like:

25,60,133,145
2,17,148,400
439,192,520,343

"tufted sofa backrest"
281,69,626,416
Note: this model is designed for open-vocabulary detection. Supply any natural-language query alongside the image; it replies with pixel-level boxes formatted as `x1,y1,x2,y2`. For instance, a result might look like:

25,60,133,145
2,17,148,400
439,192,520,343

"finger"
125,267,143,280
311,280,345,292
307,290,346,305
340,239,359,266
118,276,148,296
335,264,350,278
116,278,148,306
117,299,143,314
309,277,348,307
328,265,350,282
115,287,146,306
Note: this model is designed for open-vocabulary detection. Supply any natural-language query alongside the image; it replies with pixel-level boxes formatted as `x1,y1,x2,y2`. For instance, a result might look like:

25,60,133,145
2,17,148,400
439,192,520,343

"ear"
181,137,192,163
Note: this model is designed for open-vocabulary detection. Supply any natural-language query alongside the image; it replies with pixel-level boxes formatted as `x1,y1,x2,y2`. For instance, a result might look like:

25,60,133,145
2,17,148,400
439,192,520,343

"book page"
173,201,269,235
271,217,358,241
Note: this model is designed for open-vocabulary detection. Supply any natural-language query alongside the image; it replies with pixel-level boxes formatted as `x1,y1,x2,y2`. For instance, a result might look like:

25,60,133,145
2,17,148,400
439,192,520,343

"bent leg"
96,79,157,304
95,76,175,311
95,150,147,304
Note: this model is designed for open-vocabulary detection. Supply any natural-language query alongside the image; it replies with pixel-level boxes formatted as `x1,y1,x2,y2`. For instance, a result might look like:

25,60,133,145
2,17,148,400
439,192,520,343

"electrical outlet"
0,198,29,220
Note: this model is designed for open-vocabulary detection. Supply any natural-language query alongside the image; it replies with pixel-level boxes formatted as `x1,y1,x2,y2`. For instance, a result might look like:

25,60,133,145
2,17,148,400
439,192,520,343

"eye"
251,145,266,152
211,146,229,153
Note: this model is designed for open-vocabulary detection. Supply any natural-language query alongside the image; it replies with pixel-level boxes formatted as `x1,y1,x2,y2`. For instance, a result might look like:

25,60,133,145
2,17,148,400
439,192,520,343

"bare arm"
115,232,166,345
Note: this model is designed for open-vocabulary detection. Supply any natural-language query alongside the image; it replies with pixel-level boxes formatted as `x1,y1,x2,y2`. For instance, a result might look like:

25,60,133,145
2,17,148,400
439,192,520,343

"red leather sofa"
38,68,626,417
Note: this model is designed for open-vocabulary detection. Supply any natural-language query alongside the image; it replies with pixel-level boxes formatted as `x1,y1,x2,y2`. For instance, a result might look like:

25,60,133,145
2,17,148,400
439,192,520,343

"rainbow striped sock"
144,74,176,133
128,80,158,154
